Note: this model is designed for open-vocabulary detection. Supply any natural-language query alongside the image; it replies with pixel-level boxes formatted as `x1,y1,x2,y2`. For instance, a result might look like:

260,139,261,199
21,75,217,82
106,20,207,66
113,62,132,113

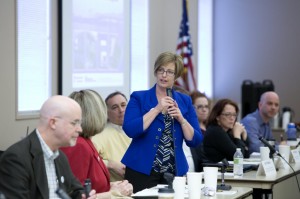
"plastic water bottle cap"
288,123,296,128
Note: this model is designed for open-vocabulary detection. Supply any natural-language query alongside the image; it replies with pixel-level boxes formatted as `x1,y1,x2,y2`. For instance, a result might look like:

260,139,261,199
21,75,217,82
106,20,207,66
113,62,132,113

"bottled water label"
233,158,243,176
234,157,243,164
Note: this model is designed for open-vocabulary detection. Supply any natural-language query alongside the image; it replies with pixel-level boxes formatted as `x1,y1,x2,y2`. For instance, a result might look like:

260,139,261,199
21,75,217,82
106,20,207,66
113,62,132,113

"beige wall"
1,0,299,150
213,0,300,123
148,0,199,85
0,0,196,150
0,1,35,150
0,0,58,150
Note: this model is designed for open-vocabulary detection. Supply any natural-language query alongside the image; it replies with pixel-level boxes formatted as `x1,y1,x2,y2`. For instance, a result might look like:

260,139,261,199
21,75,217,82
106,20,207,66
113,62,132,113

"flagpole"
175,0,197,92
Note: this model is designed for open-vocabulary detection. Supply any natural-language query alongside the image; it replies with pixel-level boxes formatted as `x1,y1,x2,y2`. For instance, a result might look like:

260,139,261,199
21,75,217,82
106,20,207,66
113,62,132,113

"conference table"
132,185,253,199
222,162,300,199
195,187,253,199
132,162,300,199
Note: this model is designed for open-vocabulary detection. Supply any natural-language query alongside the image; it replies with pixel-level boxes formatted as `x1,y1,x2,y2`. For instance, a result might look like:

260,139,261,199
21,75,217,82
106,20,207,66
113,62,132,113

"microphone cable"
259,136,300,192
276,153,300,192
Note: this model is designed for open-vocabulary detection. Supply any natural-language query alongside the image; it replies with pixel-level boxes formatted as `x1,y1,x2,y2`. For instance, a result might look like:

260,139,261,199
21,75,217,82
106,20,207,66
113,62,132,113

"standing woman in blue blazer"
122,51,203,193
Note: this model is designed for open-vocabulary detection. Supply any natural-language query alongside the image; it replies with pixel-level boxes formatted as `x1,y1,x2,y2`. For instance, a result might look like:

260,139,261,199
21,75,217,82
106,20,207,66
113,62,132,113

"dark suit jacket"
0,130,84,199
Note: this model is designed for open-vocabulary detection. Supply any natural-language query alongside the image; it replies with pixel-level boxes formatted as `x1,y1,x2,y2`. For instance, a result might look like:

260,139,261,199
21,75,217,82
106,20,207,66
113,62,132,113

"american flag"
176,0,197,92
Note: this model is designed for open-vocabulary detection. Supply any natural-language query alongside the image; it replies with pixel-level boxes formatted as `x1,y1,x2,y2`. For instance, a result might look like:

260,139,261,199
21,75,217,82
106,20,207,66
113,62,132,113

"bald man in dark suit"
0,96,96,199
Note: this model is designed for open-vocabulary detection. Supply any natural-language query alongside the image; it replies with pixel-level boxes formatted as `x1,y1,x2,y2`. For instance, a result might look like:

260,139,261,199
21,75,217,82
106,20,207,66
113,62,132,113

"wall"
214,0,300,122
148,0,199,85
0,0,58,150
0,0,194,150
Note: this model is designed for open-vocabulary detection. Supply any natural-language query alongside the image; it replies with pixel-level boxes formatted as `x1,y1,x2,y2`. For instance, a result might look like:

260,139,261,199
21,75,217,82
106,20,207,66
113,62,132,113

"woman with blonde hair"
61,89,133,198
122,52,202,192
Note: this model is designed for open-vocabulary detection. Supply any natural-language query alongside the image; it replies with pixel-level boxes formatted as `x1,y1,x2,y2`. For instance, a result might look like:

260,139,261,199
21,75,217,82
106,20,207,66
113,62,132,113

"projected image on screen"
60,0,130,98
72,0,124,87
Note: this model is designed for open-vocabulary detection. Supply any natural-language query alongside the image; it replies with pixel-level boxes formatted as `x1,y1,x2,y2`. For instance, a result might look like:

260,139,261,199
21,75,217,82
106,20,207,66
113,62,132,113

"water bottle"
233,148,243,177
286,123,297,140
282,107,292,131
272,113,279,129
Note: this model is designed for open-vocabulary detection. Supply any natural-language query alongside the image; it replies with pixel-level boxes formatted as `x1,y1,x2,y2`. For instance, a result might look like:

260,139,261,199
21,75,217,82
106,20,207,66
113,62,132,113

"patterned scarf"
152,114,175,174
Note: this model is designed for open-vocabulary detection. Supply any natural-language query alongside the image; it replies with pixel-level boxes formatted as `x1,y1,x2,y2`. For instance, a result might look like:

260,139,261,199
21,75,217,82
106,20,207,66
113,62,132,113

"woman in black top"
201,99,249,163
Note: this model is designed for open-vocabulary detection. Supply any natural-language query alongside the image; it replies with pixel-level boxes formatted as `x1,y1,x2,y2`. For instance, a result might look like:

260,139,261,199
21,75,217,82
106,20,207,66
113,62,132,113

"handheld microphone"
259,136,281,157
56,187,71,199
166,88,173,120
84,178,92,197
166,88,173,98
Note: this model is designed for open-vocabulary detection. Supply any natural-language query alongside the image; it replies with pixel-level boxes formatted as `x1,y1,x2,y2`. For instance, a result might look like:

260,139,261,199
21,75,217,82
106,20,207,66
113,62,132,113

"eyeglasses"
195,105,209,110
157,68,175,76
221,112,237,118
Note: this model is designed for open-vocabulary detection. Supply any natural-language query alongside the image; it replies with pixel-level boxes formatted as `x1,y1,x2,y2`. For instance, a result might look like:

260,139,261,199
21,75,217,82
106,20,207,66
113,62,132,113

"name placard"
291,149,300,163
277,156,290,170
256,159,277,176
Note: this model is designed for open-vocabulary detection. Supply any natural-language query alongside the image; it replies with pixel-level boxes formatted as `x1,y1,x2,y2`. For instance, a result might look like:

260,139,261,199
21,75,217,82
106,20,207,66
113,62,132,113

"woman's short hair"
69,89,107,138
153,51,184,79
207,98,239,126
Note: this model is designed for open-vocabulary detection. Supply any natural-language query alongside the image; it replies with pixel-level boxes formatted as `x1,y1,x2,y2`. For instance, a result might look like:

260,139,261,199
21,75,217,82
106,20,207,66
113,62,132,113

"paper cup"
278,145,290,162
173,176,186,199
260,146,270,161
287,140,298,150
187,172,202,199
203,167,218,193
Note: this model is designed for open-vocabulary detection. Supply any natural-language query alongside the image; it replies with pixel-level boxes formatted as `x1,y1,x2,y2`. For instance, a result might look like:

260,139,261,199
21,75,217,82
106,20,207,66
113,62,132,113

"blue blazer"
122,84,203,176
